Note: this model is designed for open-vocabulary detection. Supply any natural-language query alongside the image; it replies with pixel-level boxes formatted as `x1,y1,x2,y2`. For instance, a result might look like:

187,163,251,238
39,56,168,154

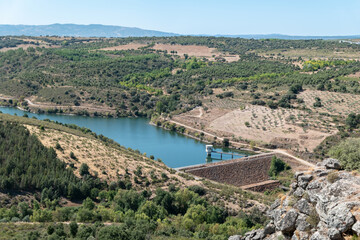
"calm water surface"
0,107,248,168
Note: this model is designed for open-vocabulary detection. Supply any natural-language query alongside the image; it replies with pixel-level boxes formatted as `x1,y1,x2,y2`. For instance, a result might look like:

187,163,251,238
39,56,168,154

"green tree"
79,163,90,176
268,156,289,177
69,221,78,237
138,201,167,220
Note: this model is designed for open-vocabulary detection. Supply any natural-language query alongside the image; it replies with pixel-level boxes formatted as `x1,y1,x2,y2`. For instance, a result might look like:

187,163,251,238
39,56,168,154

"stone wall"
183,153,275,187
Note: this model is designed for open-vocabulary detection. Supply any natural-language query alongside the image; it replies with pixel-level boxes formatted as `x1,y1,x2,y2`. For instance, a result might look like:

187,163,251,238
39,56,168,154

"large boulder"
326,202,355,233
352,221,360,236
263,221,276,237
293,187,305,198
294,199,313,215
327,228,342,240
295,213,311,231
298,174,313,189
275,209,298,234
323,158,341,170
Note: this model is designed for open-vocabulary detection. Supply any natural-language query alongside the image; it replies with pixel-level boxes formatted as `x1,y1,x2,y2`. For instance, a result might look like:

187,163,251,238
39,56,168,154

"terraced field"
172,102,336,152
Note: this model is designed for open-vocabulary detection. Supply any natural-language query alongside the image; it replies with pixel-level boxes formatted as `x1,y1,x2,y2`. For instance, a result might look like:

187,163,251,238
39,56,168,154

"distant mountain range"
0,24,359,40
0,24,179,38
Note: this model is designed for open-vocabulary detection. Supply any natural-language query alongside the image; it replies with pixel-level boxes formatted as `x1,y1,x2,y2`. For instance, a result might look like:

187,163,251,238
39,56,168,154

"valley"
1,34,360,239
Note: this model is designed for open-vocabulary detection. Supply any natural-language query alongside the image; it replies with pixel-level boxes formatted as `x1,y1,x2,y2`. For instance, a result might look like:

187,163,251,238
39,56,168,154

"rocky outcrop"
230,158,360,240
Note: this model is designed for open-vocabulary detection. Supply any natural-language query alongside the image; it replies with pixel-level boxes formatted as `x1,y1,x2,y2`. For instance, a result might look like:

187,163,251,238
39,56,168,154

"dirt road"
168,118,316,168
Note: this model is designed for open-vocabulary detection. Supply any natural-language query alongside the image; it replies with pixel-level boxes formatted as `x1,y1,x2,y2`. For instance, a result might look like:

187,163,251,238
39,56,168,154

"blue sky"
0,0,359,36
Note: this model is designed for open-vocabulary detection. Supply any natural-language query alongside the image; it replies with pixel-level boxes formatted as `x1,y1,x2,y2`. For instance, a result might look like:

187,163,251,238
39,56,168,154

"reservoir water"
0,107,248,168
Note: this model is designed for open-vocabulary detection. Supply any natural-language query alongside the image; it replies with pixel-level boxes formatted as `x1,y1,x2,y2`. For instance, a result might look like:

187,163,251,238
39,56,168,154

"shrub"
268,156,290,177
79,163,90,176
70,151,77,160
327,171,339,183
97,225,129,240
329,138,360,170
188,185,206,196
306,209,320,228
55,142,62,151
222,138,230,147
69,221,78,237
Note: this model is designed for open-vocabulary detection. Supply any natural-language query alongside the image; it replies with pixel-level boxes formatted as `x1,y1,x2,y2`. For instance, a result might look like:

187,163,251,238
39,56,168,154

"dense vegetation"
329,138,360,170
0,120,267,239
0,122,104,200
0,187,267,239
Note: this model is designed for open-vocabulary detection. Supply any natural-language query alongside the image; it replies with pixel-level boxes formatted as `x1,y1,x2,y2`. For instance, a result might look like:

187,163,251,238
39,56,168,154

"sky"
0,0,359,36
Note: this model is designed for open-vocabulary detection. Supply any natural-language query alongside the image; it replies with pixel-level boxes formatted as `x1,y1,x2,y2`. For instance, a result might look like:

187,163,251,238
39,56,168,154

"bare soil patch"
100,43,240,62
0,43,59,52
152,43,218,57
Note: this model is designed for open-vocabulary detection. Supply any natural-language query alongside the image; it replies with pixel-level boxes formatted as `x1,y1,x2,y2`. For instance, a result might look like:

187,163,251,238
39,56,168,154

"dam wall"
180,153,277,188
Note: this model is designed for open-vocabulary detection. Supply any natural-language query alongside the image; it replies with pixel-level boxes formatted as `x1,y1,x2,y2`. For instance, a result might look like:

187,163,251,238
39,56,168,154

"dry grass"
99,43,240,62
173,99,336,152
25,125,199,189
299,90,360,116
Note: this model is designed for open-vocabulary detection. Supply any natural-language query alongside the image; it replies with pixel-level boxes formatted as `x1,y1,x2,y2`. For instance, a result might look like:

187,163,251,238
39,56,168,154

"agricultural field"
1,35,360,158
255,48,360,61
298,89,360,116
172,103,336,152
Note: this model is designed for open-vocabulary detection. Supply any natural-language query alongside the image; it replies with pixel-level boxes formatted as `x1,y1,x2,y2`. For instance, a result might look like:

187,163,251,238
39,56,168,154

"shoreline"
0,100,315,168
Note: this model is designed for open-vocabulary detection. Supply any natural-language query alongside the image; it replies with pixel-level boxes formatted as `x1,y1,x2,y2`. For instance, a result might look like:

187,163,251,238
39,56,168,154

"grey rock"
294,199,313,215
276,209,298,234
295,172,304,180
270,199,281,211
352,221,360,236
228,235,241,240
293,187,305,198
316,161,325,167
298,175,313,189
296,213,311,231
326,202,355,233
291,231,309,240
265,232,287,240
315,169,331,177
244,229,264,240
323,158,341,170
263,221,276,237
307,180,324,203
310,231,330,240
327,228,342,240
270,208,286,225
